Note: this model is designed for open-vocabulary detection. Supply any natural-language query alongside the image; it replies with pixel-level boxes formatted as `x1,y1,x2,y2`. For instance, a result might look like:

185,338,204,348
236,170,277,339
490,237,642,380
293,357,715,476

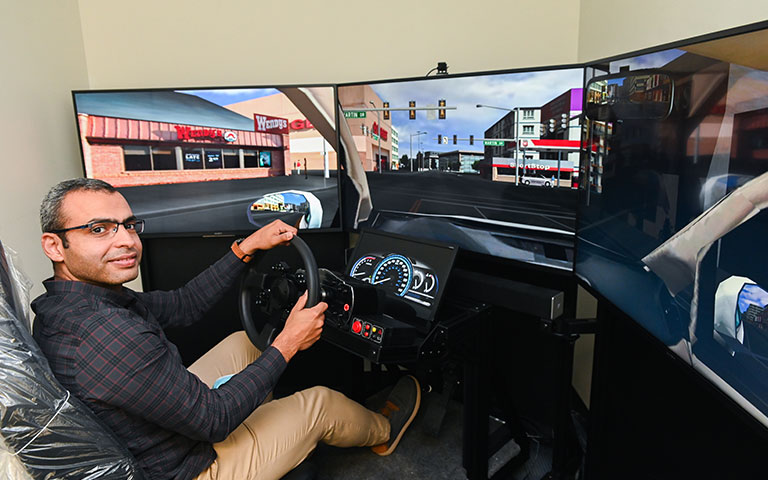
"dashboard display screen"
347,229,457,327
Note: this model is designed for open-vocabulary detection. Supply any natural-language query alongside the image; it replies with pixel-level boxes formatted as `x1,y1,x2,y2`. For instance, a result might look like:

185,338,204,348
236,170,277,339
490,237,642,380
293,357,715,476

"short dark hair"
40,178,117,239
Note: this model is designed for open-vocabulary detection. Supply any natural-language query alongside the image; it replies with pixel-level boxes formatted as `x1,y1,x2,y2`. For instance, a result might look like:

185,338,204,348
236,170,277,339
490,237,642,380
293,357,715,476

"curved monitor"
337,66,585,271
72,86,341,236
576,23,768,426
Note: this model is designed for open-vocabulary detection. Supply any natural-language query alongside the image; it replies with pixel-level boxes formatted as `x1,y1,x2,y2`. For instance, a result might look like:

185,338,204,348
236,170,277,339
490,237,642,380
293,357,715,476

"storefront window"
152,146,177,170
243,149,259,168
124,145,151,171
223,149,240,168
183,148,203,170
205,149,223,169
258,151,272,168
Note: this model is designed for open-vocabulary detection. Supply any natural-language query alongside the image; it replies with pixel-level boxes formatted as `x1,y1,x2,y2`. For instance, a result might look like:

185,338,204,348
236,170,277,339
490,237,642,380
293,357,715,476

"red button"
343,304,350,312
364,332,369,337
352,320,362,333
365,324,371,330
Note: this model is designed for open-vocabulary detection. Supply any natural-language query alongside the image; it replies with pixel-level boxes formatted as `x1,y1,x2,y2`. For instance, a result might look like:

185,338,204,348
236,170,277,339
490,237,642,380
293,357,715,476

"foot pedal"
422,377,457,437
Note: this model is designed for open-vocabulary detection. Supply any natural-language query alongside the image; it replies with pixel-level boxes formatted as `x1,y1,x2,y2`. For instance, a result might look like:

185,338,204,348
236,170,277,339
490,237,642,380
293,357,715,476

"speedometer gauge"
349,255,378,282
371,255,413,296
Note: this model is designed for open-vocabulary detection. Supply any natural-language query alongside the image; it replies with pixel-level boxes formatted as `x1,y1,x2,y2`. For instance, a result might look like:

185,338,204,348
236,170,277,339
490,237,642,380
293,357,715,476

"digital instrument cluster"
348,253,439,308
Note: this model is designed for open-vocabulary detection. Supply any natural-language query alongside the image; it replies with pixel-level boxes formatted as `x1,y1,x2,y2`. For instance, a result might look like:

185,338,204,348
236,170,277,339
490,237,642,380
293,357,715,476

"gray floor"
311,396,553,480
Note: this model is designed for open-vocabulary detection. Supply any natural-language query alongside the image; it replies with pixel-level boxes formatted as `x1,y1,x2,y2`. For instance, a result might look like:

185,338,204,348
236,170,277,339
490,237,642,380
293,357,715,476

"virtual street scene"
338,68,584,270
575,30,768,425
74,86,339,235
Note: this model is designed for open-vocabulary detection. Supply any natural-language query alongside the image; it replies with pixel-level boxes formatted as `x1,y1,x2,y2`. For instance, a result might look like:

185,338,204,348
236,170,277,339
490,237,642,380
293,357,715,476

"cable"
12,391,71,456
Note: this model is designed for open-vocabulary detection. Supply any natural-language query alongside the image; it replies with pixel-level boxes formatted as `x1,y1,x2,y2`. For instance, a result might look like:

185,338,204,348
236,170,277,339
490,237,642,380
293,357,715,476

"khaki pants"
189,331,390,480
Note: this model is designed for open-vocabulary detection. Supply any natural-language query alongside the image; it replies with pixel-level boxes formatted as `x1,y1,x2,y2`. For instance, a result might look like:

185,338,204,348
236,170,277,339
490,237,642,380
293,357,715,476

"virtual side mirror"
585,70,673,121
247,190,323,229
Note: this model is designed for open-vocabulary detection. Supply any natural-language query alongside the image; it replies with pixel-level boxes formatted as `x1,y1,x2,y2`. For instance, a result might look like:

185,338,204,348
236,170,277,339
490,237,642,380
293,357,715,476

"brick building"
75,90,292,187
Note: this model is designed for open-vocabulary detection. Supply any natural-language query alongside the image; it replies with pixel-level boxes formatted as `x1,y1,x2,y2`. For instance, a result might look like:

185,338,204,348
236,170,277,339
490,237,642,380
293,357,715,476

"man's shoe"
371,375,421,456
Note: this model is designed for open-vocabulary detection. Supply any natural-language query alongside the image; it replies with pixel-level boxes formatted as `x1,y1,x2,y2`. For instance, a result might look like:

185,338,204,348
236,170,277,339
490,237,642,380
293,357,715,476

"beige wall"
76,0,581,88
578,0,768,62
0,0,90,299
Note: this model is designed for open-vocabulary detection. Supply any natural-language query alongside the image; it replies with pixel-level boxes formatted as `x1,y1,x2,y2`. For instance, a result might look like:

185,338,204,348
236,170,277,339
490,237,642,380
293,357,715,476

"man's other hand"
271,292,327,362
239,220,297,256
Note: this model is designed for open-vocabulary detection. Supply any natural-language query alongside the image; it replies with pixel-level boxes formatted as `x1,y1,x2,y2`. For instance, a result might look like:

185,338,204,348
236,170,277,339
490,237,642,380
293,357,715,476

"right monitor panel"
576,25,768,426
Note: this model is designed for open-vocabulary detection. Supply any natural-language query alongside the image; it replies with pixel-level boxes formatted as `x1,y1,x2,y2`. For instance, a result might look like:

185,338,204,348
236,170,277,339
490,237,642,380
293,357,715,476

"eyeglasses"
50,219,145,238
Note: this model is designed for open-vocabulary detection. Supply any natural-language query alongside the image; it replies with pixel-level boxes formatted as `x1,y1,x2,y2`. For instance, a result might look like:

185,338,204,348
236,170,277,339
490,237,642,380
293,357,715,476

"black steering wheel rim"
239,235,319,350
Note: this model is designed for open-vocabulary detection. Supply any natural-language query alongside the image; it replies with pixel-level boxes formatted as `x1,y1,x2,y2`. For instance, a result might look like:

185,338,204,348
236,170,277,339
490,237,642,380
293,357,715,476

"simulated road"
365,170,578,232
118,175,339,234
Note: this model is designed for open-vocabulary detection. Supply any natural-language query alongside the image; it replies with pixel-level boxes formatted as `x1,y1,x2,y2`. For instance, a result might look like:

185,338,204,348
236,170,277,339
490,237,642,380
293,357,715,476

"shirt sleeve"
135,249,248,329
75,311,286,443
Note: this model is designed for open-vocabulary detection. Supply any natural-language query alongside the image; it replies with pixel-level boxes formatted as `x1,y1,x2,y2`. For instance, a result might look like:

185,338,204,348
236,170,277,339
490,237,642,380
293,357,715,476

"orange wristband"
231,239,254,263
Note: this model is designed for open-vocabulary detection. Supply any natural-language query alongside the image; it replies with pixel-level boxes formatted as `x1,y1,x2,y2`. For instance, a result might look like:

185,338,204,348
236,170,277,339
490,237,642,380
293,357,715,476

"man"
32,178,420,480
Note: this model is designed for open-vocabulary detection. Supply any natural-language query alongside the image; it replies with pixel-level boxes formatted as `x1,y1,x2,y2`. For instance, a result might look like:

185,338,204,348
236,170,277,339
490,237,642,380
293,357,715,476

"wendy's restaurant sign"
175,125,237,142
254,114,290,134
254,113,322,134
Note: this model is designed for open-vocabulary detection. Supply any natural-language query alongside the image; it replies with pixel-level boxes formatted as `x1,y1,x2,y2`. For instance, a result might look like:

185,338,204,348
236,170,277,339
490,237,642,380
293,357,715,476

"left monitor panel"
73,86,341,236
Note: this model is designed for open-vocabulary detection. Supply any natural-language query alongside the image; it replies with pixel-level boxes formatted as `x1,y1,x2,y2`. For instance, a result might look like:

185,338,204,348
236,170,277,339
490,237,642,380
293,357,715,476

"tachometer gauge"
349,255,378,282
371,255,413,296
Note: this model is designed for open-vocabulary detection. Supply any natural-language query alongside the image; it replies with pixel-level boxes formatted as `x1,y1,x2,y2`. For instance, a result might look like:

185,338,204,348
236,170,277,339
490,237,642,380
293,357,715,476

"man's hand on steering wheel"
239,220,297,256
271,292,328,362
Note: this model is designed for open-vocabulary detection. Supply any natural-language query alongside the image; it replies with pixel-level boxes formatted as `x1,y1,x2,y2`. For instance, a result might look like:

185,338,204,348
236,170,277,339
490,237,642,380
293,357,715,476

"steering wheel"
239,236,320,351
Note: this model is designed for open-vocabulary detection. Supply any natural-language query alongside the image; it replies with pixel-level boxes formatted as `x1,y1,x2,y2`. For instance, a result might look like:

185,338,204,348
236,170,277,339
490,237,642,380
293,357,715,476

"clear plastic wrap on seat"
0,240,145,479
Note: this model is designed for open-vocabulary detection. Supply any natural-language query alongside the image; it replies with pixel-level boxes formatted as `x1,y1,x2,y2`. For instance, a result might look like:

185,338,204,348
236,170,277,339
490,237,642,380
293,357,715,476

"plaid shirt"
32,249,287,480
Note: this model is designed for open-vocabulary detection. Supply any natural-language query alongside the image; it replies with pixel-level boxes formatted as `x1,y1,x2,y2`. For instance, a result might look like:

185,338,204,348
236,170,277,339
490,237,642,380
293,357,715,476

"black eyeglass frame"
49,219,145,235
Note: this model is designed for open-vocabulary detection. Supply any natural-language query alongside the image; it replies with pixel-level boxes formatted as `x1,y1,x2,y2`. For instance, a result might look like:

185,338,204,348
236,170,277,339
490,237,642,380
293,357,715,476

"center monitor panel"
337,66,585,272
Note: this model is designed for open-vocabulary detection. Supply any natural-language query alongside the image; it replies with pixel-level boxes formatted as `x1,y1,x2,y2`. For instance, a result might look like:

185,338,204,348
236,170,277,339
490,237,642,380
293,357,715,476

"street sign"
483,140,505,146
344,111,367,119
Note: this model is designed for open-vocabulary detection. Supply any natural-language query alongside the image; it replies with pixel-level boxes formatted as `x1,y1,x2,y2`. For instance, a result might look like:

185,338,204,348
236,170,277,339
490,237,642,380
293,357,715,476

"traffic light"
437,134,442,144
453,134,457,145
438,99,446,120
409,101,416,120
548,118,556,132
560,113,568,129
539,124,546,136
469,135,474,145
383,102,390,120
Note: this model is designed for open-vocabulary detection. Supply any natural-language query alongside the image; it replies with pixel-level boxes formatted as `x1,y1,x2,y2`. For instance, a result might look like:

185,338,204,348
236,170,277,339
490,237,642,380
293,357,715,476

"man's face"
46,190,143,289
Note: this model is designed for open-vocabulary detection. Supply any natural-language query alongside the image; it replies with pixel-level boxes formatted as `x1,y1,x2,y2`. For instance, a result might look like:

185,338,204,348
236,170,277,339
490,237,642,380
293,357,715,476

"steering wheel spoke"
241,269,268,290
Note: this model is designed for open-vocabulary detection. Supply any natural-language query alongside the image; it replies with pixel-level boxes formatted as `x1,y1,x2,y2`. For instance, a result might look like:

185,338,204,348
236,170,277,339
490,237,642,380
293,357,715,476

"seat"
0,239,145,479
